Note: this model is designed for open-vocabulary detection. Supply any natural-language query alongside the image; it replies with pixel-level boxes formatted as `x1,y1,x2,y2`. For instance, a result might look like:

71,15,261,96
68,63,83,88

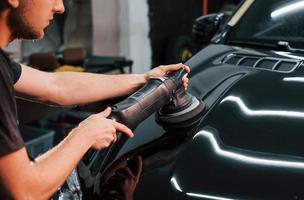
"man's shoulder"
0,49,22,84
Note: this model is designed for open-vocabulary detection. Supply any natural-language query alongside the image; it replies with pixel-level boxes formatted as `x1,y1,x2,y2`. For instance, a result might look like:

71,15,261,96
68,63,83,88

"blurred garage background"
4,0,239,160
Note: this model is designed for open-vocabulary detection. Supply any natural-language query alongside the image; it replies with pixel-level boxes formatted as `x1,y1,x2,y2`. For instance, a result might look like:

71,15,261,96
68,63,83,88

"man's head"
3,0,65,40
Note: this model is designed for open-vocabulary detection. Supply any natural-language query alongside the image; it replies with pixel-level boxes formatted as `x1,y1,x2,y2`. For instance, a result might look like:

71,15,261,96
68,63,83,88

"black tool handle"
89,68,187,176
110,67,186,129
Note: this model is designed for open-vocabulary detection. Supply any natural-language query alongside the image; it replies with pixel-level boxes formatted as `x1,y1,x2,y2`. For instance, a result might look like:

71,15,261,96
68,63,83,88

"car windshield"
227,0,304,49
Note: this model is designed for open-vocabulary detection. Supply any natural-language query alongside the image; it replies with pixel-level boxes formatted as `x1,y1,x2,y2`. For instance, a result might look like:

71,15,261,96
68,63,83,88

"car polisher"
83,67,205,179
156,87,205,129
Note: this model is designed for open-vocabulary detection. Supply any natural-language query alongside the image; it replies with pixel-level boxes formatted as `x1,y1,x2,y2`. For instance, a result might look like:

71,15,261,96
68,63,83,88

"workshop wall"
119,0,151,73
92,0,119,56
64,0,92,52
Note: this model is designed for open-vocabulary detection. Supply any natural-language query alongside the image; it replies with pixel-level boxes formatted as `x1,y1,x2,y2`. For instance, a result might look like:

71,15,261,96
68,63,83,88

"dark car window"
228,0,304,49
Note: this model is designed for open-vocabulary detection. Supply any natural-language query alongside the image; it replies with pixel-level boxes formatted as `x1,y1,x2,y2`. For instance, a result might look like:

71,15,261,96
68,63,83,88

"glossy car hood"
98,45,304,199
187,44,304,77
200,69,304,156
185,44,304,157
169,68,304,199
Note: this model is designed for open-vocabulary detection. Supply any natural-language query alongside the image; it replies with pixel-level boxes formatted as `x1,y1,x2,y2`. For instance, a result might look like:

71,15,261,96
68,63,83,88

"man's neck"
0,10,13,48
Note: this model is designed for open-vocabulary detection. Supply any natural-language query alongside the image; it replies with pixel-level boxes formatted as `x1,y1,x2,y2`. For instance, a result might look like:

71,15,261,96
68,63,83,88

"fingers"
100,107,112,118
146,63,191,81
161,63,190,89
99,107,133,138
161,63,190,73
183,65,190,73
113,121,134,138
112,131,117,142
161,63,184,71
182,73,189,89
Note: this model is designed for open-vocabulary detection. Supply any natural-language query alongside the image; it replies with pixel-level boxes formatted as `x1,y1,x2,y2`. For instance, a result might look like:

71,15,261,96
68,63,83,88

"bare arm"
0,134,91,200
14,63,189,106
0,108,134,199
3,63,189,198
14,64,147,106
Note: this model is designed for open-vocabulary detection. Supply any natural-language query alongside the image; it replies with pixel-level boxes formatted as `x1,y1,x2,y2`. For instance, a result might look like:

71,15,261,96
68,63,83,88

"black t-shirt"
0,49,24,156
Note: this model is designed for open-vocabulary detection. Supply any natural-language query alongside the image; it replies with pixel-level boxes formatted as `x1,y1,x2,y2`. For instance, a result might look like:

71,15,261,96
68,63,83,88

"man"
0,0,190,199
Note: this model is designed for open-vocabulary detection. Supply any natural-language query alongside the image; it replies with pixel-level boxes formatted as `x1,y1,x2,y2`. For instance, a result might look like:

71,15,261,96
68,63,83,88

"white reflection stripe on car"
187,192,236,200
284,77,304,83
170,177,183,192
170,177,237,200
195,130,304,169
271,1,304,19
221,96,304,119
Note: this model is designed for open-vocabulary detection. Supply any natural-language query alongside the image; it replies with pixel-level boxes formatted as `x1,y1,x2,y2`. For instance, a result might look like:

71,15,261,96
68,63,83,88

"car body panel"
79,0,304,199
98,47,304,199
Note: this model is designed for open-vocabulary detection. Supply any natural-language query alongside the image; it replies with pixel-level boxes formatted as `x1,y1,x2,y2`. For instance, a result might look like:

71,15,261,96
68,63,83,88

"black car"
60,0,304,199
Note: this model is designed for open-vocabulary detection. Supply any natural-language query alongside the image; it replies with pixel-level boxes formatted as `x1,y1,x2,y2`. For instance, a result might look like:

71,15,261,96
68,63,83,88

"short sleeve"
0,76,24,157
0,50,24,156
10,61,22,84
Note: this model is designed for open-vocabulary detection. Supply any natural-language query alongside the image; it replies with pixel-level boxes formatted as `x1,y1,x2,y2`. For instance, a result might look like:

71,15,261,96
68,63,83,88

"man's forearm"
15,64,188,106
52,72,147,106
0,129,93,199
15,65,147,106
30,129,92,199
0,108,132,199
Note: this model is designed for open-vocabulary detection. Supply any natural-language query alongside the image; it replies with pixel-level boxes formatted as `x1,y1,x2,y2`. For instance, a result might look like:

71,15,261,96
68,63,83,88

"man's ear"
6,0,19,8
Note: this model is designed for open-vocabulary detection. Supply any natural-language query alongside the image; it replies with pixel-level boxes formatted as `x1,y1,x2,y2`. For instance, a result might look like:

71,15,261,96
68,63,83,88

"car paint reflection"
97,132,191,199
220,95,304,119
283,77,304,83
194,129,304,169
99,156,143,200
170,177,183,192
171,176,237,200
274,51,304,60
170,177,233,200
271,1,304,19
186,192,236,200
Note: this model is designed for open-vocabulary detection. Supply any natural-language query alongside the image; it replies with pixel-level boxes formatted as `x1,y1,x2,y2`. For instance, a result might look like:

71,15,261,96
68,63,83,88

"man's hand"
75,107,134,150
145,63,190,89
